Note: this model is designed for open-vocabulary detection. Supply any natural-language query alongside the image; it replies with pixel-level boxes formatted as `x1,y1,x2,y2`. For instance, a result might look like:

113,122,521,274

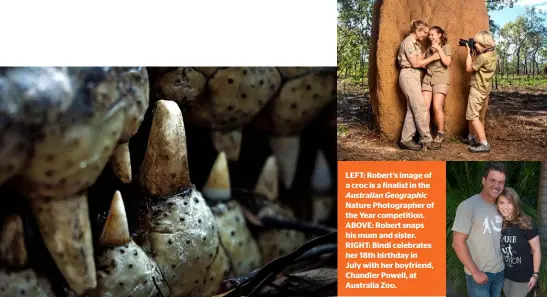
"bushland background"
337,0,547,161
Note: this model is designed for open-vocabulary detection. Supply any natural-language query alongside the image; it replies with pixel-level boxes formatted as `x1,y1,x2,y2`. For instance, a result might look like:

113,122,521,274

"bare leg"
468,121,476,138
432,93,445,132
471,118,487,142
422,91,432,111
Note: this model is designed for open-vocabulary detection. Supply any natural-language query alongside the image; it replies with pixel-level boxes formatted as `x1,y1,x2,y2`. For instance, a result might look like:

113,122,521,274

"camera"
459,38,475,49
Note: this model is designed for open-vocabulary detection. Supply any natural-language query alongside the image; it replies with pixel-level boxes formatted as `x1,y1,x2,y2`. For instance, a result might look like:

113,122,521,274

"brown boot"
424,141,441,150
400,140,422,151
434,132,445,144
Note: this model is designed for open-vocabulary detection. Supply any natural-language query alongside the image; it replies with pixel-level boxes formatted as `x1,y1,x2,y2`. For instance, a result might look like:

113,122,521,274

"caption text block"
337,161,446,296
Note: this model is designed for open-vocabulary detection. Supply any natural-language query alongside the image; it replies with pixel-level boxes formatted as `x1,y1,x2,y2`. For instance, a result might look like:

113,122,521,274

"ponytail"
430,26,447,47
410,20,428,33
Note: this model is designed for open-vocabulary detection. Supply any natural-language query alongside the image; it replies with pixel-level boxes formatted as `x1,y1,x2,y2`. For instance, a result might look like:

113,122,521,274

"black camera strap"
475,47,495,56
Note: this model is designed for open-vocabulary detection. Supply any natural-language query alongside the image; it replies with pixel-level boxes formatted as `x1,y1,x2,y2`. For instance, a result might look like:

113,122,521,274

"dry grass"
337,82,547,161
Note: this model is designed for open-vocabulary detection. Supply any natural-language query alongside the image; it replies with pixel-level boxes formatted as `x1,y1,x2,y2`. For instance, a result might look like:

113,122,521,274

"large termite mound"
368,0,491,142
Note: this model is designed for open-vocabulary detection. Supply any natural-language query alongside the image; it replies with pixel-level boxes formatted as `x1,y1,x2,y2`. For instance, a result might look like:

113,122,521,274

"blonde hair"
473,30,496,48
496,187,533,230
410,20,428,34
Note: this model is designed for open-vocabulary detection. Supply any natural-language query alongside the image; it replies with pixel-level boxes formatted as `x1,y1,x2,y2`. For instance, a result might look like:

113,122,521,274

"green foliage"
337,0,547,86
495,8,547,76
487,0,516,34
337,123,349,136
337,0,372,84
489,17,500,36
486,0,516,11
446,162,547,296
496,75,547,90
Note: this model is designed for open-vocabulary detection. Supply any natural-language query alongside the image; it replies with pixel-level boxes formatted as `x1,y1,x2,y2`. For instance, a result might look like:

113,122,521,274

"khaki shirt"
470,50,497,95
424,44,452,85
398,35,422,68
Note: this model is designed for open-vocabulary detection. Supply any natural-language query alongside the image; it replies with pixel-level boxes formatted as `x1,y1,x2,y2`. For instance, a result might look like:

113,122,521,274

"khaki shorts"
422,82,449,95
466,87,488,120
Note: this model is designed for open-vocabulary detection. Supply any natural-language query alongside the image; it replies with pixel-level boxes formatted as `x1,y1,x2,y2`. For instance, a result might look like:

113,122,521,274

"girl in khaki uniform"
397,20,442,151
421,26,452,147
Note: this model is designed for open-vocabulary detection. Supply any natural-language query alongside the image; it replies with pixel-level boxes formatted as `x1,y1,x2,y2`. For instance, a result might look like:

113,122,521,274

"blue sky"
489,0,547,28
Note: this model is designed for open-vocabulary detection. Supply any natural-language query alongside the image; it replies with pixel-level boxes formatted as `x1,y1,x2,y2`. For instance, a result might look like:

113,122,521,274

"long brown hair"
496,187,533,230
429,26,447,47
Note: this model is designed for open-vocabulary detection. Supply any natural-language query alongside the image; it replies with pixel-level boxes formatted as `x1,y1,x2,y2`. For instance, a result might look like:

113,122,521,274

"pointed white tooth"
311,149,332,193
99,191,131,247
269,136,299,190
0,215,58,295
254,156,278,201
211,129,242,162
111,143,132,184
310,150,334,224
0,215,28,267
203,152,231,200
139,100,191,197
29,194,97,295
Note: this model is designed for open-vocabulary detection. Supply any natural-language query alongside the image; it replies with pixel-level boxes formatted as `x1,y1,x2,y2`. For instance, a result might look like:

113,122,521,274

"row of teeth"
0,96,335,297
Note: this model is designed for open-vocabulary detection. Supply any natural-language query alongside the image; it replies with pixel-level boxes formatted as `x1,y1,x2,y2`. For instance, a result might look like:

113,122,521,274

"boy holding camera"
462,30,497,153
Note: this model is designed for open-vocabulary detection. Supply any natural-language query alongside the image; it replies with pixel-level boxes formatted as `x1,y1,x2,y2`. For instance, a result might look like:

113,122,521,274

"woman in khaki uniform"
422,26,452,148
397,20,442,151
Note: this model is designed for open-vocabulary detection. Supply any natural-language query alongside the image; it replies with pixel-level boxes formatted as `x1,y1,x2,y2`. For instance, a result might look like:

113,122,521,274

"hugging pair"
397,20,497,153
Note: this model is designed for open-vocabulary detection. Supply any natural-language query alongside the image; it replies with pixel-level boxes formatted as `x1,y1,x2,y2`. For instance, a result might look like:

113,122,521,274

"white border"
0,0,337,66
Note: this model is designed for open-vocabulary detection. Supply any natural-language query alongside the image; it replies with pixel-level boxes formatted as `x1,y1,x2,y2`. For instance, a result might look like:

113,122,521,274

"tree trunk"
516,47,521,75
533,51,538,78
360,54,365,87
538,162,547,250
505,52,509,78
500,51,507,77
